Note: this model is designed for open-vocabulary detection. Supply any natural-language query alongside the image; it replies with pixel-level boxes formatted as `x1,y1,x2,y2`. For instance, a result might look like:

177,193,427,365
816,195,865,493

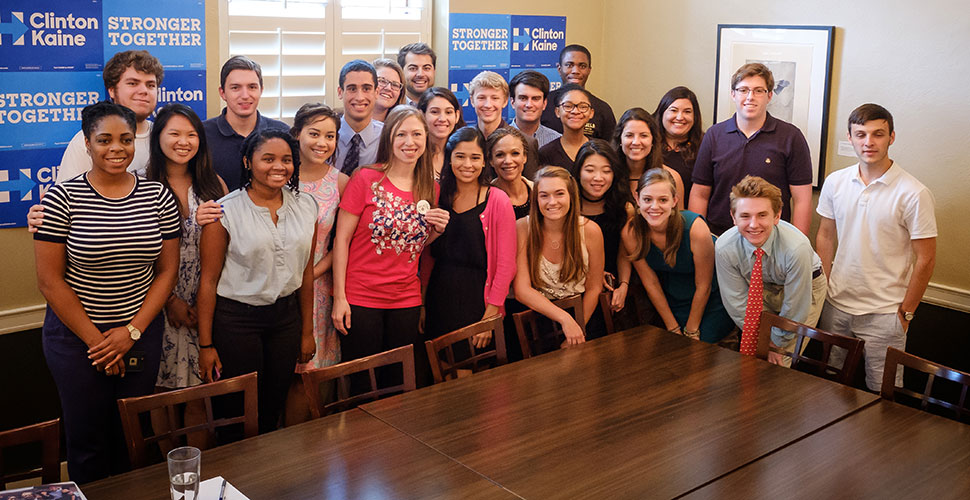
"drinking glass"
168,446,201,500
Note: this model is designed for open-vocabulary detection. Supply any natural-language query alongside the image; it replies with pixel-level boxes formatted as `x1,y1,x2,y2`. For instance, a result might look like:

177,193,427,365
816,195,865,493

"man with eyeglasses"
335,59,383,175
540,44,616,140
397,42,436,106
689,63,813,237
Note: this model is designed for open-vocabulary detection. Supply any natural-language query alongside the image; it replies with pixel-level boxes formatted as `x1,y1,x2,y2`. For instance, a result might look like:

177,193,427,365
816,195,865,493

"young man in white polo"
815,103,937,391
714,175,826,365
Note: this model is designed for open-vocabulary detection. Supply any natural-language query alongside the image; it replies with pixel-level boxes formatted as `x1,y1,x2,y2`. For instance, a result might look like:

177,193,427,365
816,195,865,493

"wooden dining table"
81,408,516,500
86,324,969,499
360,325,879,499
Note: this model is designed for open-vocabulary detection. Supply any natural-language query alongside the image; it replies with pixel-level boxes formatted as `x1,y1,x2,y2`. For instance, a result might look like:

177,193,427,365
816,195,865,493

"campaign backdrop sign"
510,16,565,68
449,14,564,126
0,72,104,150
449,68,510,126
0,148,62,227
156,70,207,118
0,0,206,227
0,0,104,72
102,0,205,69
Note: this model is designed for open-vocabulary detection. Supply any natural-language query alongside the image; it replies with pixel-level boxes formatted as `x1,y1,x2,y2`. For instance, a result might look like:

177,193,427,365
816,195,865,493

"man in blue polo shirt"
689,63,813,236
203,56,289,192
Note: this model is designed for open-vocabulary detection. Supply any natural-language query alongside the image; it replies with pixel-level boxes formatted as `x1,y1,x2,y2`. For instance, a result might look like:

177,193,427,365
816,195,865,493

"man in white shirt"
509,70,561,148
397,43,436,106
334,60,383,175
56,50,164,182
815,103,937,391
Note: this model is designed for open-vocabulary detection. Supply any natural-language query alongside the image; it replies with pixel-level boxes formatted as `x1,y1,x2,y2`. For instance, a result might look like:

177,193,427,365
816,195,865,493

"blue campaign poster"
0,0,104,72
0,148,62,228
449,13,511,70
101,0,205,70
510,16,566,68
449,68,510,127
156,70,207,118
0,72,105,150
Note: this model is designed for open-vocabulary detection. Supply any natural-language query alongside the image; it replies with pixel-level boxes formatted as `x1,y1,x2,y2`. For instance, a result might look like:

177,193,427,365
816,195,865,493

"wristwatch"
902,310,915,321
126,324,142,341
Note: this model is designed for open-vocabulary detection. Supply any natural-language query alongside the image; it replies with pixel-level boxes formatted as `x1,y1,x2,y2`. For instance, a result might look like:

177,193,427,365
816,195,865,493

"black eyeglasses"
560,102,591,113
377,77,403,92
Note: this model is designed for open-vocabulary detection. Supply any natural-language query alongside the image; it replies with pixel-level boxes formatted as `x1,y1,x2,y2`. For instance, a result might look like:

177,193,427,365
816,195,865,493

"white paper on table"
198,476,249,500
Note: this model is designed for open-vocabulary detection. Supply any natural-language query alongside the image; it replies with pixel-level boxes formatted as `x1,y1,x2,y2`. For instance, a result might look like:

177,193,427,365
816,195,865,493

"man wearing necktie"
335,60,384,175
714,176,827,365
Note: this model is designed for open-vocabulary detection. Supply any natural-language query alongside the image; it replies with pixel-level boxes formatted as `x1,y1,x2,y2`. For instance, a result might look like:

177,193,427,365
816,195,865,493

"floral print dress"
296,166,341,371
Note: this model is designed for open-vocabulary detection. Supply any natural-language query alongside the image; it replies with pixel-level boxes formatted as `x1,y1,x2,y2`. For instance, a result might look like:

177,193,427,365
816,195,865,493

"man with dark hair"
816,103,937,391
334,59,383,175
203,55,289,191
56,50,165,182
689,62,813,237
397,42,436,105
539,44,616,140
509,70,561,148
715,175,826,364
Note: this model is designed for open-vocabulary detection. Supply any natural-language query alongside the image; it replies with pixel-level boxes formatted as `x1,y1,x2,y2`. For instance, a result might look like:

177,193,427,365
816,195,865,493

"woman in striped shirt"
33,101,180,483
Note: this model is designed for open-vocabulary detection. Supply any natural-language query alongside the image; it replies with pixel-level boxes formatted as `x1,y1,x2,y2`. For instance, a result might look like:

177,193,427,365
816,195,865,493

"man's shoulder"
766,114,807,140
714,226,741,251
260,115,291,132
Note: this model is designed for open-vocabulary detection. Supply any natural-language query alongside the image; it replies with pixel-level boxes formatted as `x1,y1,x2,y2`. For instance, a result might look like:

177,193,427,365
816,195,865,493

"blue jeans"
42,308,163,484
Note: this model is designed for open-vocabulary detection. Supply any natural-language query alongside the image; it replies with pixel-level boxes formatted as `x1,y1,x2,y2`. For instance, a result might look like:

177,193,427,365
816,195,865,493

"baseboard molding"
0,303,45,335
922,282,970,313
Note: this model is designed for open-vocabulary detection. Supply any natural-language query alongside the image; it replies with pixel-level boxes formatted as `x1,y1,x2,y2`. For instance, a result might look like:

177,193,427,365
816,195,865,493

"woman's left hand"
611,283,628,312
88,327,135,371
424,208,450,234
299,335,316,364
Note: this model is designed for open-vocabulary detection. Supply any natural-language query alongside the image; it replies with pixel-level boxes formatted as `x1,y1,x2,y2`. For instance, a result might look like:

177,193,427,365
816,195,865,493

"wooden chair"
755,311,865,385
0,418,60,489
512,295,585,359
881,346,970,421
598,291,616,335
301,345,416,419
425,316,507,383
117,372,258,469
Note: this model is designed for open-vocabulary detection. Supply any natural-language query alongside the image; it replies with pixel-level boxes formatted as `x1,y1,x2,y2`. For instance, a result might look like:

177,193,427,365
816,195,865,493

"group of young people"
28,41,936,485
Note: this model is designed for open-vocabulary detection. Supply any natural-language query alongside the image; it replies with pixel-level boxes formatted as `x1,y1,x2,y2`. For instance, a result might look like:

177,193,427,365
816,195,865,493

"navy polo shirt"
203,108,290,192
691,113,812,234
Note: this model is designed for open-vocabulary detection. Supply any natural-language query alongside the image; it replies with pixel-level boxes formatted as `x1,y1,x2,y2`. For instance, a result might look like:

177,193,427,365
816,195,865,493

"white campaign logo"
0,10,98,47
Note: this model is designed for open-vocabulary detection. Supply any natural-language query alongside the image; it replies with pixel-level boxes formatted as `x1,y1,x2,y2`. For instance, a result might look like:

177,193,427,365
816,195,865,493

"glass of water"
168,446,201,500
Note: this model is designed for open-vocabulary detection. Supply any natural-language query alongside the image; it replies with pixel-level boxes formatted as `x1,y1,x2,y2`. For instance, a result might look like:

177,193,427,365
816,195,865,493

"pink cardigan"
421,186,518,312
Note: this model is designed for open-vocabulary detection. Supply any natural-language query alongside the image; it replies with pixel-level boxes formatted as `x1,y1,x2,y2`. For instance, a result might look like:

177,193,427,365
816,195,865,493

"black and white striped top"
34,174,181,325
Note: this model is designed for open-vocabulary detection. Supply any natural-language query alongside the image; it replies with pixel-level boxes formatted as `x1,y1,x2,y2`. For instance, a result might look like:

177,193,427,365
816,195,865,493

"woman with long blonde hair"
621,168,732,342
332,106,449,387
513,166,605,349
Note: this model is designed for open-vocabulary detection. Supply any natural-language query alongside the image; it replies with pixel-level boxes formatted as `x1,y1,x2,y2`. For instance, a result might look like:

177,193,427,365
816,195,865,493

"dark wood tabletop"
361,326,880,499
683,399,970,499
81,409,517,500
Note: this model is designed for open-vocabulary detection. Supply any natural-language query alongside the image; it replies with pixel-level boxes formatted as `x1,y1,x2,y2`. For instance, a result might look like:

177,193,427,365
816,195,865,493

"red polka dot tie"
740,248,765,356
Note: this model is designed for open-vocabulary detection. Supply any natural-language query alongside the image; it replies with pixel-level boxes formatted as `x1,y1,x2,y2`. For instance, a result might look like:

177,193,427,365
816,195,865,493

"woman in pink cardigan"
423,126,517,349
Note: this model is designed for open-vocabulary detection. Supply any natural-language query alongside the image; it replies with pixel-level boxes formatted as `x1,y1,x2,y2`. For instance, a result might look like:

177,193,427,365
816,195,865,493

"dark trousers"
339,304,429,388
42,308,163,484
212,294,301,435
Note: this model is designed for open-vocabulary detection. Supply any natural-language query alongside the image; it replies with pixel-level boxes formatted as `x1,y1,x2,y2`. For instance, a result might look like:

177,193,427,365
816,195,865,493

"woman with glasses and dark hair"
653,86,704,198
417,87,466,179
197,129,319,434
423,126,516,346
539,83,593,169
372,58,407,123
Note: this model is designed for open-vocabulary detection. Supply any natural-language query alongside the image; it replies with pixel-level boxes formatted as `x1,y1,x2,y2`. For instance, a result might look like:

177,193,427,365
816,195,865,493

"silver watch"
902,311,915,321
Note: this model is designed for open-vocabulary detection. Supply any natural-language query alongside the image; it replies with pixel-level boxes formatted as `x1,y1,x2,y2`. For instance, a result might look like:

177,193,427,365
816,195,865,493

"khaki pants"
763,270,828,367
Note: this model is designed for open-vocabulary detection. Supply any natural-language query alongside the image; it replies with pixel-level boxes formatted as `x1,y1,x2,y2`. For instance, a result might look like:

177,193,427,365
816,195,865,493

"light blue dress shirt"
335,116,384,173
714,219,822,344
512,120,562,148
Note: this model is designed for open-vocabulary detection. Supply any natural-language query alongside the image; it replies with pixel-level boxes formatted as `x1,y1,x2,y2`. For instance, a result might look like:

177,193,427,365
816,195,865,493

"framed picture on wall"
714,24,835,187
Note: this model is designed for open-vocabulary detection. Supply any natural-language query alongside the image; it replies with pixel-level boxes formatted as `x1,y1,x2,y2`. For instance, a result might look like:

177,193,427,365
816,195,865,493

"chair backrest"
881,346,970,421
301,345,416,419
755,311,865,385
117,372,258,469
0,418,60,489
425,316,507,383
598,291,616,335
512,295,585,359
